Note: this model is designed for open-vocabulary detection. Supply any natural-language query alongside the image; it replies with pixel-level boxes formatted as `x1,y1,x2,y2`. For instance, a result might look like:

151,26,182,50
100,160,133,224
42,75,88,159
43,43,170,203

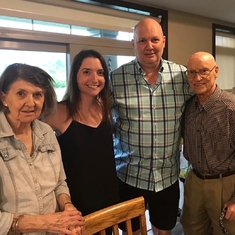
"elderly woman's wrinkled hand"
64,225,85,235
62,204,85,235
45,210,85,235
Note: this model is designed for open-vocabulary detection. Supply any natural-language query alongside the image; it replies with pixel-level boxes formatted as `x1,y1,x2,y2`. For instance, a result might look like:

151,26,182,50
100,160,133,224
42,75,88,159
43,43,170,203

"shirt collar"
194,85,221,111
135,58,164,75
0,111,48,139
0,111,15,138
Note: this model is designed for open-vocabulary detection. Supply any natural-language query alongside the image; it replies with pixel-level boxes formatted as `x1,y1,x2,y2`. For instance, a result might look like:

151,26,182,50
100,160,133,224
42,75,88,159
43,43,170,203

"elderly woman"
0,63,84,235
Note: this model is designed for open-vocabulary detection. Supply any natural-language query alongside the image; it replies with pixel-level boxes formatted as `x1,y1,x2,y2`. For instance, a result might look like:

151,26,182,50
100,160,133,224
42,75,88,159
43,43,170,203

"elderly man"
181,51,235,235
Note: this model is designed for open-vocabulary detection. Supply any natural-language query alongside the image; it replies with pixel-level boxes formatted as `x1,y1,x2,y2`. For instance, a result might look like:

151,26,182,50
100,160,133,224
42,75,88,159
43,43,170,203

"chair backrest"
84,196,147,235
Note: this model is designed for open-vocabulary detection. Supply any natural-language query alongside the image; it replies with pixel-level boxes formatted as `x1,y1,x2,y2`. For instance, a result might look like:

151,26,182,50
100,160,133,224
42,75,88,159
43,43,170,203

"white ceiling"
132,0,235,25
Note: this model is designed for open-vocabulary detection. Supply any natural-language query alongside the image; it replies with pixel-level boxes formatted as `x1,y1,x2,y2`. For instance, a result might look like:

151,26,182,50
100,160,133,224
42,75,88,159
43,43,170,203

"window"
0,15,133,41
74,0,151,16
0,44,67,101
213,24,235,91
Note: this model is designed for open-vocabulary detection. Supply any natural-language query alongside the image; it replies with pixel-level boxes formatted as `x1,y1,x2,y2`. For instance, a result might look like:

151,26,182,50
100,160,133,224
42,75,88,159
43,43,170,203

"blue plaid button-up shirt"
110,58,193,192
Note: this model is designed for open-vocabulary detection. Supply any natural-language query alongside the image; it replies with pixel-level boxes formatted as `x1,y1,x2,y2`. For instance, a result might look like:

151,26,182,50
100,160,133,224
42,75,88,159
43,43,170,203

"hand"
62,203,84,235
45,210,85,234
64,225,85,235
223,201,235,221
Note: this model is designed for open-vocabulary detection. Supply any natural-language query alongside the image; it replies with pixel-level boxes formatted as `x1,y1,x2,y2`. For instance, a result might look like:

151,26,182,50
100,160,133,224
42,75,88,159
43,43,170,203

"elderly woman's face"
2,79,45,124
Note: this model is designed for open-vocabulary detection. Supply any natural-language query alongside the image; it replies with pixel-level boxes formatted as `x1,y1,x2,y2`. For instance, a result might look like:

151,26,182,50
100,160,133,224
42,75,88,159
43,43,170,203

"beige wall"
168,11,212,65
168,10,235,65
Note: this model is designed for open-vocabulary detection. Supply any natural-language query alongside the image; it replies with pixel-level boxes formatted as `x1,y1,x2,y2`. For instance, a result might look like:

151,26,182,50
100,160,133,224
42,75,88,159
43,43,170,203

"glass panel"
0,49,67,101
215,47,235,90
0,16,32,30
216,35,235,48
116,31,133,41
71,25,133,41
103,55,136,73
71,25,91,36
0,15,133,41
74,0,151,16
33,20,71,34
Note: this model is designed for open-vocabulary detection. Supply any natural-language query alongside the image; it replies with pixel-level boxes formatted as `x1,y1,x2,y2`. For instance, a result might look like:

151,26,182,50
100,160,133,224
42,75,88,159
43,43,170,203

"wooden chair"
84,196,147,235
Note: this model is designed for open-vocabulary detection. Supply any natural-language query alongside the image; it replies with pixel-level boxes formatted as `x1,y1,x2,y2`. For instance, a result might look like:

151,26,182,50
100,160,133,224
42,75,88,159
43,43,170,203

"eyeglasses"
186,65,216,78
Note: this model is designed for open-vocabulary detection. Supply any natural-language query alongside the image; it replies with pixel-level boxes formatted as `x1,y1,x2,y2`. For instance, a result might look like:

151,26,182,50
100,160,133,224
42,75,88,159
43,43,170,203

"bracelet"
9,214,24,235
15,214,24,235
63,201,73,211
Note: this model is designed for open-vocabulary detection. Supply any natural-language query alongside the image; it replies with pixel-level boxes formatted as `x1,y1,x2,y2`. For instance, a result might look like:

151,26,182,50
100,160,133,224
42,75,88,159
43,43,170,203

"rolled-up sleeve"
54,161,70,198
0,211,13,235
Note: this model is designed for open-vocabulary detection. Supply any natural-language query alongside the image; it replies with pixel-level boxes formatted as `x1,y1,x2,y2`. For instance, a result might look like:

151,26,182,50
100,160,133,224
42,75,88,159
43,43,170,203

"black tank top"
57,121,119,215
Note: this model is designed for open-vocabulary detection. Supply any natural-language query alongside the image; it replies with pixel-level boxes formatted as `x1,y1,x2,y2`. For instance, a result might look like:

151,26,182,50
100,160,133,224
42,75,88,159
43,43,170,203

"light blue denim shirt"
0,111,70,235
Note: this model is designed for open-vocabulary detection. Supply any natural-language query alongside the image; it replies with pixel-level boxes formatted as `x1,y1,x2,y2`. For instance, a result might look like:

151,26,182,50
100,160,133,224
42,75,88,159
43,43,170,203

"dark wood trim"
161,12,168,60
212,24,216,58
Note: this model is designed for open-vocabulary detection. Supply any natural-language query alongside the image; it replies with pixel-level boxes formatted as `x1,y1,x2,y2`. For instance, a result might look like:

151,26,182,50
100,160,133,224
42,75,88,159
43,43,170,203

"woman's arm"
12,211,84,235
42,102,71,135
1,193,84,235
41,104,59,131
57,193,76,212
0,211,13,235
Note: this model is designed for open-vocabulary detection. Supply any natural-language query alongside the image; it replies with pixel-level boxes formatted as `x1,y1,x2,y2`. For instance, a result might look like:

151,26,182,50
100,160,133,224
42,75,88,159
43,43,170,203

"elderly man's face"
186,56,218,98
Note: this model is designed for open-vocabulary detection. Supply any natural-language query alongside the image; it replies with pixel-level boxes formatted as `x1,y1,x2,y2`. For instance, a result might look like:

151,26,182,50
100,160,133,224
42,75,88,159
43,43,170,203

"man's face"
132,20,165,70
187,58,218,98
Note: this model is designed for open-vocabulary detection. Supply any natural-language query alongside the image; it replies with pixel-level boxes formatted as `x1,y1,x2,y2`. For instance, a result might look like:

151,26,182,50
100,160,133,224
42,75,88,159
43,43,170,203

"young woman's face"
1,79,45,125
76,57,105,98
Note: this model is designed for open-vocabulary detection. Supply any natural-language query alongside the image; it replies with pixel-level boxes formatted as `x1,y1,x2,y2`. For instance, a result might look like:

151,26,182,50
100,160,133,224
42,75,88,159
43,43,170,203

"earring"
4,104,7,107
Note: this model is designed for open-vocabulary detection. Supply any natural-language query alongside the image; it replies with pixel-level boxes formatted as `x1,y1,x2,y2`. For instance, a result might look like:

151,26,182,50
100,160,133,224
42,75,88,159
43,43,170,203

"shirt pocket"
0,148,20,176
211,128,230,161
37,144,61,182
38,144,59,160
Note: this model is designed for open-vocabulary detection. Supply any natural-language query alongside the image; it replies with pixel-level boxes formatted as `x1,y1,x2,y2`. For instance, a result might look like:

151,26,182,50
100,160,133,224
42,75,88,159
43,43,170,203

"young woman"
44,50,119,233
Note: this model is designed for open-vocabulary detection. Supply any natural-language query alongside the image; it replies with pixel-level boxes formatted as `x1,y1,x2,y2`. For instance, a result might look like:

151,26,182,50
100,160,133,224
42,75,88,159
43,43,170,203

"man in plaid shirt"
110,17,193,235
